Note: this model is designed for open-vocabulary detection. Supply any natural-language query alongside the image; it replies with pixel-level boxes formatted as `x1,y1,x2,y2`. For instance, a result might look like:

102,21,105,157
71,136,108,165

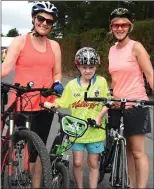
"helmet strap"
31,18,46,38
32,30,43,38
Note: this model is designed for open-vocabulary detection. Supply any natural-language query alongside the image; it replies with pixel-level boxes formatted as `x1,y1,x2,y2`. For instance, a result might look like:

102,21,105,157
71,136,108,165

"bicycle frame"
84,92,154,188
1,82,50,187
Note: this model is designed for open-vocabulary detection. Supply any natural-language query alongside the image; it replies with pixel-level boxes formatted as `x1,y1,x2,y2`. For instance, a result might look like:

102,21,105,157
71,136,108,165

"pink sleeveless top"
108,40,148,101
8,33,56,111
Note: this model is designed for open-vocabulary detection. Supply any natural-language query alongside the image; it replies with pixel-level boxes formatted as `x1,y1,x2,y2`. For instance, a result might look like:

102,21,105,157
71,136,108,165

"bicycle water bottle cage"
61,115,88,137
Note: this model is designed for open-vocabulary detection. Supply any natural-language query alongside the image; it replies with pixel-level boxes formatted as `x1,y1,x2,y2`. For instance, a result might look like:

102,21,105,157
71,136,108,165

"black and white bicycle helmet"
75,47,100,65
110,8,134,23
32,1,58,17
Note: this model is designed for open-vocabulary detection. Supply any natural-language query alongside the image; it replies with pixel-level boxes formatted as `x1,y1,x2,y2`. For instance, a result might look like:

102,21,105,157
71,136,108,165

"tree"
6,28,19,37
28,1,154,37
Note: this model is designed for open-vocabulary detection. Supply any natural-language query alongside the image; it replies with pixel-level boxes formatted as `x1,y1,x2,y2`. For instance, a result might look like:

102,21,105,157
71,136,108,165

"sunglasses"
36,15,54,26
111,23,130,30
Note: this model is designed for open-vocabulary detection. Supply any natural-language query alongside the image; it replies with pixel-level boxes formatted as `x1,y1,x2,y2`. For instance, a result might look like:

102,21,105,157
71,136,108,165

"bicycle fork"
111,138,130,188
8,113,15,187
8,113,31,187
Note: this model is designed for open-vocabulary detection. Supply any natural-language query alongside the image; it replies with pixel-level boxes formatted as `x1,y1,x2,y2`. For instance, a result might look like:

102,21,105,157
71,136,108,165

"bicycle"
40,102,104,188
84,92,154,189
1,81,57,188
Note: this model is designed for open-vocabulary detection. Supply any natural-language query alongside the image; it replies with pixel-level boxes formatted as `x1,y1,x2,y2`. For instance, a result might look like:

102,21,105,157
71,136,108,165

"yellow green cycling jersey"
55,74,110,143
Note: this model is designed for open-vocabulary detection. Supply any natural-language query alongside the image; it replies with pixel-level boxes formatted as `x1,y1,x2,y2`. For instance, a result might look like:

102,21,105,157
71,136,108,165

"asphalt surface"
2,73,154,188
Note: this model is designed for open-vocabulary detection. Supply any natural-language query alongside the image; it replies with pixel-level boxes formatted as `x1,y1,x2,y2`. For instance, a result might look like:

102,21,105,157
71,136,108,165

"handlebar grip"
41,88,61,98
143,100,154,105
87,118,101,129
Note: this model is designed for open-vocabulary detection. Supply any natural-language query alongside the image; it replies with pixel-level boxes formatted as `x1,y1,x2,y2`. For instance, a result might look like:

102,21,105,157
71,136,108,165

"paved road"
2,73,154,188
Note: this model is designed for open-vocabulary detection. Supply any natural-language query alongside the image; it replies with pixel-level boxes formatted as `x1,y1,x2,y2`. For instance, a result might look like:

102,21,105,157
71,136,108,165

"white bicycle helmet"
32,1,58,17
75,47,100,65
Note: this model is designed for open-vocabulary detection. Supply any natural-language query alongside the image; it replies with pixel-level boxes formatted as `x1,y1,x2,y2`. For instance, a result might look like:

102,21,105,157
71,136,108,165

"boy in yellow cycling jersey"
44,47,109,188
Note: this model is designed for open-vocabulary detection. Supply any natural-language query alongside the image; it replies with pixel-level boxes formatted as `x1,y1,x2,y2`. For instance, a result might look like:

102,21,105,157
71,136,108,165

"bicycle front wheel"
111,139,128,189
1,129,53,188
52,162,70,188
98,153,106,184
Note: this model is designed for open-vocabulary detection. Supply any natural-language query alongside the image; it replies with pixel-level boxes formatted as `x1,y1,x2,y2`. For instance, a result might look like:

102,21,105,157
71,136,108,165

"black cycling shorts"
108,107,151,137
15,110,54,162
123,107,151,137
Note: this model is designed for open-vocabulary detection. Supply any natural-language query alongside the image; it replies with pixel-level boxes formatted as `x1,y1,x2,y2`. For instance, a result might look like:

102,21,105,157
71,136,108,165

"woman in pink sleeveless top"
2,1,63,188
108,8,153,188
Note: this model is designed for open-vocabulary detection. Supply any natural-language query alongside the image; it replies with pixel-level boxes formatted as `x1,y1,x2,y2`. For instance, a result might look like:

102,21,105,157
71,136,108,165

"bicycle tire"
98,153,106,184
120,139,129,188
52,162,70,188
1,129,53,188
98,134,115,184
111,139,126,189
111,140,119,187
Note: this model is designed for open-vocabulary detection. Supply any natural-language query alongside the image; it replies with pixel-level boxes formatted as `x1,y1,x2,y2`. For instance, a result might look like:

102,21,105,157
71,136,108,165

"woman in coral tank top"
108,8,153,188
2,1,63,187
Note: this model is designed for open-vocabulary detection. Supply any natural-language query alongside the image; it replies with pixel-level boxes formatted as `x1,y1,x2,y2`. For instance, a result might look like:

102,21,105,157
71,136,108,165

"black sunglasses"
35,15,54,26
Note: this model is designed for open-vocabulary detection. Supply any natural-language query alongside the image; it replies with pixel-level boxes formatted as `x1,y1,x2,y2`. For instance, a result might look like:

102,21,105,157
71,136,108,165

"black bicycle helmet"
110,8,134,23
75,47,100,65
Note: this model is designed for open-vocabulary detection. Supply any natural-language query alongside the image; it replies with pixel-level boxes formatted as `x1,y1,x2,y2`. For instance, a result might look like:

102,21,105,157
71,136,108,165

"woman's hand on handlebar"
44,101,59,109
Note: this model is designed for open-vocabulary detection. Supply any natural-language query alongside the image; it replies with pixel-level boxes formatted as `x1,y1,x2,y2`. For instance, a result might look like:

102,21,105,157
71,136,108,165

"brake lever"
41,89,61,98
87,118,101,128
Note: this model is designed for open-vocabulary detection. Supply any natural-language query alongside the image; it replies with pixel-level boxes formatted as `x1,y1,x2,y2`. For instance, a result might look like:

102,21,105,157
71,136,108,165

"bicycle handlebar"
1,82,60,97
39,102,103,129
84,92,154,106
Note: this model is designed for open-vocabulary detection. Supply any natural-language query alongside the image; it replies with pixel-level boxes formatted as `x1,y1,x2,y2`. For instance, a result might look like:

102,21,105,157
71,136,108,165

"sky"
2,1,33,35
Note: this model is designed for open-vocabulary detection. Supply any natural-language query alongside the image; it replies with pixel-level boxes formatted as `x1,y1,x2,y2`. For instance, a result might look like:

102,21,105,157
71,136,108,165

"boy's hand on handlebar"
44,101,59,109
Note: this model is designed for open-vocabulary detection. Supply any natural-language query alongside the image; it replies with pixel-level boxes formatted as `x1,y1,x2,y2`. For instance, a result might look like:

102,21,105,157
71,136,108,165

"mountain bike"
1,81,56,188
40,102,104,188
84,92,154,189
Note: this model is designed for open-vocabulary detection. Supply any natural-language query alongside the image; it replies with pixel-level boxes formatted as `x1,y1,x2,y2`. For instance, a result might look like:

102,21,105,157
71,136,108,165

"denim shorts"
71,141,104,154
